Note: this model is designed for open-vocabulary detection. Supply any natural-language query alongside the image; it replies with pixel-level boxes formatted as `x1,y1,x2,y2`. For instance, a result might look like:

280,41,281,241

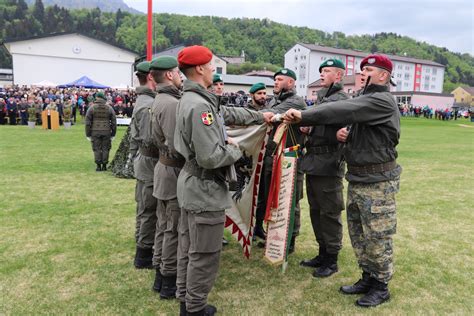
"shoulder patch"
201,111,214,126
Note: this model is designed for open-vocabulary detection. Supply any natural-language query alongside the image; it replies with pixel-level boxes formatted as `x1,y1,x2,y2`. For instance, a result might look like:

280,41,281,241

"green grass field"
1,118,473,315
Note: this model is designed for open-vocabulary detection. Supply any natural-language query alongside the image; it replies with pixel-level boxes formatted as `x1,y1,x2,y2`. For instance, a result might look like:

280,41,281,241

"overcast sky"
124,0,473,55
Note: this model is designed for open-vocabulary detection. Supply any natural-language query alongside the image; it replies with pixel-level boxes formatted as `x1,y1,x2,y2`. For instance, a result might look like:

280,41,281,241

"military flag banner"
263,124,298,270
225,124,270,258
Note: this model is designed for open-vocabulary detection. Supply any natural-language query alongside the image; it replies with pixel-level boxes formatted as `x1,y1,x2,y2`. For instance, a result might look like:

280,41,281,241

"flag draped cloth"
225,124,269,258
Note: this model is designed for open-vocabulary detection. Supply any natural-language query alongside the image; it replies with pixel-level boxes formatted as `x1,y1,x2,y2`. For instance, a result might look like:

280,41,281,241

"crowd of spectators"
0,85,137,125
398,104,471,120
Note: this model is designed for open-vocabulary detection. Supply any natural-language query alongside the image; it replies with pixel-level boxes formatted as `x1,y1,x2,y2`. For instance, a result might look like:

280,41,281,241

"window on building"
431,85,435,89
404,82,409,87
398,65,403,69
425,75,430,80
216,67,222,74
405,65,410,70
416,71,421,75
424,84,429,90
397,73,402,78
432,68,437,75
404,73,410,80
426,68,430,73
407,96,411,104
432,77,436,81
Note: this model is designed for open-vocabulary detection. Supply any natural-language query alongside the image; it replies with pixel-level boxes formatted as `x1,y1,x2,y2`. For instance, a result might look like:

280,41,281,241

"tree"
14,0,27,19
33,0,45,25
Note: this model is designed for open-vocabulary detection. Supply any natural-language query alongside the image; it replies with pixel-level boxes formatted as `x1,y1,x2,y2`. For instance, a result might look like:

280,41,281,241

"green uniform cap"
274,68,297,80
319,58,346,72
150,55,178,70
213,74,223,83
136,61,151,73
249,82,266,94
95,92,106,100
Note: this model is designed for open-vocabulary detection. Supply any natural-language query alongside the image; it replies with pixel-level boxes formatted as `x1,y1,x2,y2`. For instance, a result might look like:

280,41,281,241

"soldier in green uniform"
129,61,160,269
211,74,224,96
85,92,117,171
299,59,348,278
174,45,273,316
283,54,401,307
256,68,306,253
147,56,184,298
247,82,269,111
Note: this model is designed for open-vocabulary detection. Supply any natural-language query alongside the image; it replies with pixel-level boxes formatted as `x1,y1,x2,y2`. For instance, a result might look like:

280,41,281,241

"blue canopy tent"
58,76,110,89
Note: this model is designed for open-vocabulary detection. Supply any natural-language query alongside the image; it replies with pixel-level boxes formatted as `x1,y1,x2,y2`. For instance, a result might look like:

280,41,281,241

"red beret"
360,54,393,73
178,45,213,68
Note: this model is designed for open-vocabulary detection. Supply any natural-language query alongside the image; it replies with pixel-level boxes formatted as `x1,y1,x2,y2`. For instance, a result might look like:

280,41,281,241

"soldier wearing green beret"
85,91,117,171
247,82,269,111
299,58,348,278
130,60,159,269
147,55,183,298
255,68,306,253
284,54,402,307
212,74,224,96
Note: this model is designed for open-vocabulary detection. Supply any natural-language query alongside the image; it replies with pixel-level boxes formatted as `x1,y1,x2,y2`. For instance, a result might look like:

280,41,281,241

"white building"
149,44,228,75
218,74,274,94
4,32,138,88
285,43,445,97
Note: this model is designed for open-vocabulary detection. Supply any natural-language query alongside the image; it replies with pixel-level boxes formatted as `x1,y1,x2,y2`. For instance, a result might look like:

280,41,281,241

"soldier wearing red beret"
283,54,402,307
174,45,273,315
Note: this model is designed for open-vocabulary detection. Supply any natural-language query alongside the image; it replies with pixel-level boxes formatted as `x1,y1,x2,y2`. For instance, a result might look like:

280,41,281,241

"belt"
159,155,185,168
306,145,340,154
139,146,160,158
183,159,224,182
347,160,397,175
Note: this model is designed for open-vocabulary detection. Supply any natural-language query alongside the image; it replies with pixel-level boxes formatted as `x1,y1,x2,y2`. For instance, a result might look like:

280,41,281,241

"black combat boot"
313,253,338,277
96,163,102,172
160,274,177,299
152,268,162,292
356,279,390,307
101,163,107,171
300,247,326,268
134,246,154,269
187,305,217,316
180,302,186,316
222,238,229,246
253,225,266,241
340,271,371,294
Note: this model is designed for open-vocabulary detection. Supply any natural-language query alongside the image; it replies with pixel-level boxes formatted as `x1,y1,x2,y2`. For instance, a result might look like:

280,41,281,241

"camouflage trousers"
346,178,399,283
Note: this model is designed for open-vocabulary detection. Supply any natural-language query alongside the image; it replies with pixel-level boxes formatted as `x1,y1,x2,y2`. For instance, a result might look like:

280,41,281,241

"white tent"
32,80,58,87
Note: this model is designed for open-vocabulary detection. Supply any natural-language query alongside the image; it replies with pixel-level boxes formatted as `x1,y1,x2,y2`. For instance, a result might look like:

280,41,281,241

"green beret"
136,61,151,73
95,92,106,100
274,68,297,80
249,82,266,94
150,55,178,70
319,58,346,72
213,74,223,83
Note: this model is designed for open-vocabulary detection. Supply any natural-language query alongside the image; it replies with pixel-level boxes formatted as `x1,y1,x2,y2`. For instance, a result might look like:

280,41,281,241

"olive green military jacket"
264,89,306,149
150,83,182,200
174,80,264,211
301,82,348,177
300,84,402,183
85,98,116,137
130,86,158,183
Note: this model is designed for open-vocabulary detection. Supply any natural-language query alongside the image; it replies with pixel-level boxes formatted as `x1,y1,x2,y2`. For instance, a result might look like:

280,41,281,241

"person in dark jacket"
85,92,117,171
283,54,401,308
299,59,348,278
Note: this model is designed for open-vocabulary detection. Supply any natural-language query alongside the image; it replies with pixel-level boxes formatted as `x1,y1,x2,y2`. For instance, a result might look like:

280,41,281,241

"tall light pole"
147,0,153,61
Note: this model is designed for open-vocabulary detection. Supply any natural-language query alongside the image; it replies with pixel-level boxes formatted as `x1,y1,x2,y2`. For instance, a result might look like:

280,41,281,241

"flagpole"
147,0,153,61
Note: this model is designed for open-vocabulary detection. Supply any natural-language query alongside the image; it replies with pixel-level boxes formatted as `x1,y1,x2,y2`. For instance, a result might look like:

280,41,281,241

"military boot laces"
313,253,338,278
340,272,371,295
356,279,390,307
187,304,217,316
152,268,163,292
160,274,177,300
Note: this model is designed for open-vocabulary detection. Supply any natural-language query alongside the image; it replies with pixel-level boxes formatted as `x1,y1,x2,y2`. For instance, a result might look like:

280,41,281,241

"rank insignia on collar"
201,111,214,125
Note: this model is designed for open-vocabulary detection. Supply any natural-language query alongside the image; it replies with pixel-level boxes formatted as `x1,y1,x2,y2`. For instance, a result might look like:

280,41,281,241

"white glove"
86,137,91,141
